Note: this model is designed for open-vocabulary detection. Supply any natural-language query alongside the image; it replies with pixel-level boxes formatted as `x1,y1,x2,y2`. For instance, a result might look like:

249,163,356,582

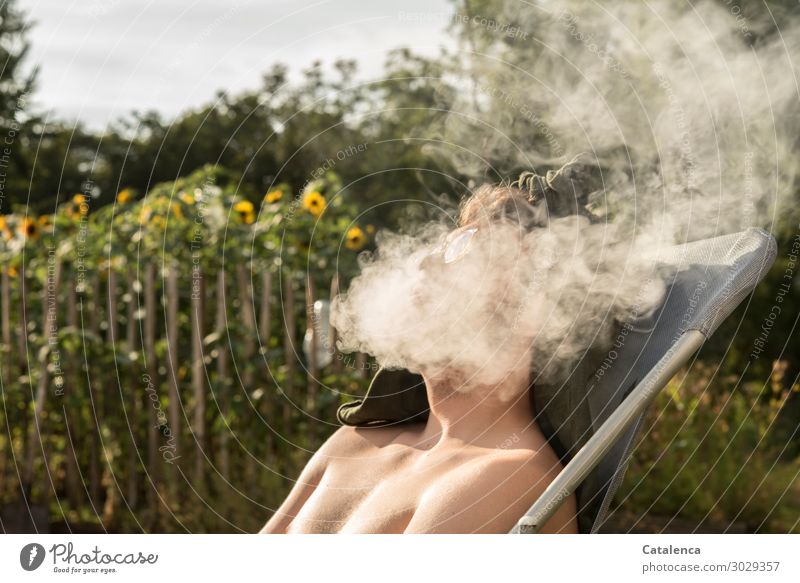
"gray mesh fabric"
534,228,777,532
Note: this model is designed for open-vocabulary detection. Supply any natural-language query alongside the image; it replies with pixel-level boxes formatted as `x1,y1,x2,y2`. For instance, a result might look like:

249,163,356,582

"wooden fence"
0,260,370,533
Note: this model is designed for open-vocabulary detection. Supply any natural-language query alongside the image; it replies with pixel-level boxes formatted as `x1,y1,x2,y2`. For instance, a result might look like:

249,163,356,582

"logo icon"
20,543,46,571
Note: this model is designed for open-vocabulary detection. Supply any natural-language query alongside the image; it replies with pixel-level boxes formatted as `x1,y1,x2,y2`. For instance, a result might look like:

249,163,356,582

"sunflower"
345,226,366,251
19,217,39,241
171,203,184,220
179,191,195,205
116,189,133,204
0,216,10,240
302,191,326,217
7,265,17,278
38,214,53,232
234,200,255,224
265,189,283,203
139,205,153,225
73,193,89,215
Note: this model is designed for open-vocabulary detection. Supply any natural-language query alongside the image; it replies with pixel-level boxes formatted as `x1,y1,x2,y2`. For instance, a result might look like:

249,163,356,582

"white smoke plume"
331,0,800,390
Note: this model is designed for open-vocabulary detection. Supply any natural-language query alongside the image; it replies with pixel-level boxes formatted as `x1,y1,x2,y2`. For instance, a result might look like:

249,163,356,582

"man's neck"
417,366,538,449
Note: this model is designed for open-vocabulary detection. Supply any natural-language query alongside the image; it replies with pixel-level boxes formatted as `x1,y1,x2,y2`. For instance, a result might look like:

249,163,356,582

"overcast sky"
19,0,456,131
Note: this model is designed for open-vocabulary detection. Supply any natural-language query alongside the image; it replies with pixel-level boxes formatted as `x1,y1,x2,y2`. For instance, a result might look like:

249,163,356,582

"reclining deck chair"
337,227,777,534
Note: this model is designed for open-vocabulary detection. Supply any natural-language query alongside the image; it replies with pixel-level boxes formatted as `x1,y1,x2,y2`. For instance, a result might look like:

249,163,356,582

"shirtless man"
260,168,593,534
259,364,578,533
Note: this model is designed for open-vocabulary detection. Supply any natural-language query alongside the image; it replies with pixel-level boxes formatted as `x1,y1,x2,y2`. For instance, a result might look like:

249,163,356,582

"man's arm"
258,448,326,533
404,451,578,534
259,426,362,533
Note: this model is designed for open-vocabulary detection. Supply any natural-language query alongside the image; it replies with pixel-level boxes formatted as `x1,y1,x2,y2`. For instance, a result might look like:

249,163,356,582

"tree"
0,0,37,213
0,0,36,130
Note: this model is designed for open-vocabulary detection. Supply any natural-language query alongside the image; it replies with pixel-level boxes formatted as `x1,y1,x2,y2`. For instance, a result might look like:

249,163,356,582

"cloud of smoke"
332,0,799,391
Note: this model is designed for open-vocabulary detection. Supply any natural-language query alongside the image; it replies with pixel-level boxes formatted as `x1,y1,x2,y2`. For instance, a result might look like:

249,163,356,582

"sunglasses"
424,226,479,265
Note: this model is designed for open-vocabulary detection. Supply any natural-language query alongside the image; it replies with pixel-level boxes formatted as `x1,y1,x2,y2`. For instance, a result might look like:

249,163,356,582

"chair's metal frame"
510,329,706,533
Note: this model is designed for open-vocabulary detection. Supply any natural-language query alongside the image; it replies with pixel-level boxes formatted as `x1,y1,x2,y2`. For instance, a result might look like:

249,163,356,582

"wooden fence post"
22,255,62,500
191,268,206,486
259,270,272,348
64,273,81,510
282,274,296,430
125,267,140,508
106,266,119,345
216,269,230,479
87,271,101,506
329,274,341,374
166,263,180,456
236,263,256,388
305,277,318,411
1,267,10,348
355,352,367,378
143,262,161,524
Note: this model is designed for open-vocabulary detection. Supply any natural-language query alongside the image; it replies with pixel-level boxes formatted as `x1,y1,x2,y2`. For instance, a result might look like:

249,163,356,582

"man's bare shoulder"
318,423,410,458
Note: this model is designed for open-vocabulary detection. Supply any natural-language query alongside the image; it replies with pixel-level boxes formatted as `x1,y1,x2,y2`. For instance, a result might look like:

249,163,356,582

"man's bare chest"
286,445,472,533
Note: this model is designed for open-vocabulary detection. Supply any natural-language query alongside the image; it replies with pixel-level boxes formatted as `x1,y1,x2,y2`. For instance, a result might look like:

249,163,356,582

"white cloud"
20,0,455,130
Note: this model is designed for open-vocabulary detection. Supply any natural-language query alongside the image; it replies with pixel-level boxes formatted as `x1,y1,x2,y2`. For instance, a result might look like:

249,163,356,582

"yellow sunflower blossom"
0,216,12,240
171,203,184,220
19,218,39,241
116,189,133,204
265,189,283,203
7,265,18,278
234,200,255,224
73,193,89,215
179,191,195,205
345,226,366,251
302,191,326,217
139,206,153,225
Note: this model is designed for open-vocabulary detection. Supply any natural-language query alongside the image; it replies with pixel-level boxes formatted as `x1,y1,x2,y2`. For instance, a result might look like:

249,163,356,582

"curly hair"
458,154,601,230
